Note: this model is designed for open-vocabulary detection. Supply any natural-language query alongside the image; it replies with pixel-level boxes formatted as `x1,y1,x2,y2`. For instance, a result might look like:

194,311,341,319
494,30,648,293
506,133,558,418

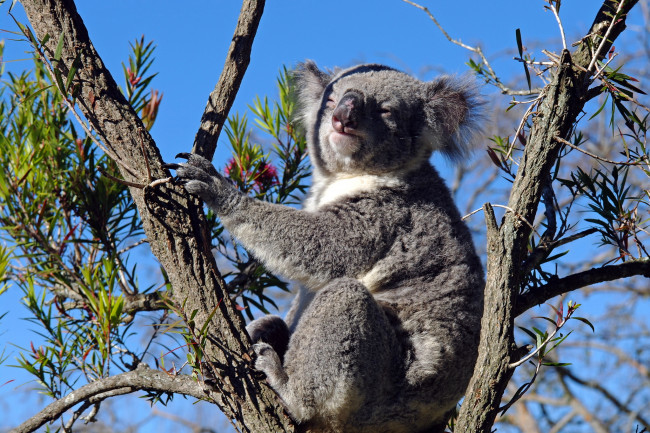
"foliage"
0,29,308,428
0,45,151,398
208,69,310,319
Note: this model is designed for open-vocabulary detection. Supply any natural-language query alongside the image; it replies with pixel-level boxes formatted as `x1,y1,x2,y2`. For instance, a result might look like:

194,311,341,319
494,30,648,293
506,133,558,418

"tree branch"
557,366,650,430
515,257,650,316
18,0,292,431
12,365,206,433
191,0,265,160
456,1,639,431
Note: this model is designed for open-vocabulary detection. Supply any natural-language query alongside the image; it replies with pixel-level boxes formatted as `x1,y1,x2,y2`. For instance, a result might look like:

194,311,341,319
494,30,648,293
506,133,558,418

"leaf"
486,147,503,169
516,28,531,91
54,31,65,63
64,53,81,92
533,316,557,327
515,28,524,58
571,316,596,333
518,326,537,342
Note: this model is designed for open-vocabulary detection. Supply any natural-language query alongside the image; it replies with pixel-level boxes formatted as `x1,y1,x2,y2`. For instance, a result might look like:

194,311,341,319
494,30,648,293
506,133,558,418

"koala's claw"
162,162,181,170
252,342,287,388
175,152,192,160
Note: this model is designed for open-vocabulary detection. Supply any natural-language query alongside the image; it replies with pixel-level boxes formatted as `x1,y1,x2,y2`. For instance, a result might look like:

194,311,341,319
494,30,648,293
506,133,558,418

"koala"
168,62,485,433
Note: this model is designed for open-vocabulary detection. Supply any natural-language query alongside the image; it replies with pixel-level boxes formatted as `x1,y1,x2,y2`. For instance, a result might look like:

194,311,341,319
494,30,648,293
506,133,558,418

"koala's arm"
168,154,397,288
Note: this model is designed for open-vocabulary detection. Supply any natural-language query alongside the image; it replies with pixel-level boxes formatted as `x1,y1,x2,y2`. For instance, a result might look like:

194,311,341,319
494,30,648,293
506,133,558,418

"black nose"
332,91,363,133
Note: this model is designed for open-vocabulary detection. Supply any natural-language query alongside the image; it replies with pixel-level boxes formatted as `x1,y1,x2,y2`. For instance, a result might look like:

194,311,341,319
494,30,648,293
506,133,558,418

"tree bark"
19,0,294,431
456,1,639,431
12,365,206,433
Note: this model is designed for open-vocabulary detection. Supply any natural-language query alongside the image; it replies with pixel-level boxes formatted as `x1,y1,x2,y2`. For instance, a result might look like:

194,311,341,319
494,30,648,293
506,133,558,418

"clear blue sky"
0,1,641,432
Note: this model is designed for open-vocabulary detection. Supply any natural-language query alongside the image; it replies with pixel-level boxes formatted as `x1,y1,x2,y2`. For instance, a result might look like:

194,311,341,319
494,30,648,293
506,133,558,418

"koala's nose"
332,91,363,133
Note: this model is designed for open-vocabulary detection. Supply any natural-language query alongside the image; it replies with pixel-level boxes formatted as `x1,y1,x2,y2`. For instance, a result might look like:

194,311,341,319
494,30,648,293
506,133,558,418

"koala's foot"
246,315,290,362
253,342,288,390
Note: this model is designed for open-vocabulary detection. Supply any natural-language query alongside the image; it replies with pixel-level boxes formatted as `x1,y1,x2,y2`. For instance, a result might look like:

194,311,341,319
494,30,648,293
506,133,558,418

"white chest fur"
304,173,405,211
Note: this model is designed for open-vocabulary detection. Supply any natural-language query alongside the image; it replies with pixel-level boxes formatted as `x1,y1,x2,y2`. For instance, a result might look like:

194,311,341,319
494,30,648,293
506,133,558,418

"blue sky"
2,1,603,165
1,1,645,432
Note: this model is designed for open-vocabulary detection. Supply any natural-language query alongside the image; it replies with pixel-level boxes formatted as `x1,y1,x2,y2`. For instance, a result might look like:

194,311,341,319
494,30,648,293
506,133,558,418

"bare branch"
587,0,627,72
191,0,265,160
555,136,649,166
558,366,650,430
400,0,542,96
546,1,568,51
515,257,650,316
12,365,206,433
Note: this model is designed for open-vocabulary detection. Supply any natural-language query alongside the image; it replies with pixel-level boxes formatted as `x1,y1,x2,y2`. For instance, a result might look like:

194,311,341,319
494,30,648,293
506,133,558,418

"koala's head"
292,61,483,176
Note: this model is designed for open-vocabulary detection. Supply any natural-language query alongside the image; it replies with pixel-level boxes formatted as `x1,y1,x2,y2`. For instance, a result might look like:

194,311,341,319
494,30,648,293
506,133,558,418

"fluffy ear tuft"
291,61,332,123
423,76,485,161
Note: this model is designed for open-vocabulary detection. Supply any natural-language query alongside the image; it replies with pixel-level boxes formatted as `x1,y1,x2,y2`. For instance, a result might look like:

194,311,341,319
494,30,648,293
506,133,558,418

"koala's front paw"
253,342,288,389
164,153,236,212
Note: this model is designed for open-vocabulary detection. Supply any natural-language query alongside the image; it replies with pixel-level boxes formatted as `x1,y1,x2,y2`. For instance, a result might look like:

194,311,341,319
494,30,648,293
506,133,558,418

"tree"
1,0,648,432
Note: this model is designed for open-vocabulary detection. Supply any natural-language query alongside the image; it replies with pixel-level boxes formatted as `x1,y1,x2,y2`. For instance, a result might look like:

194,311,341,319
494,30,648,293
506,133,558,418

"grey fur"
171,61,485,433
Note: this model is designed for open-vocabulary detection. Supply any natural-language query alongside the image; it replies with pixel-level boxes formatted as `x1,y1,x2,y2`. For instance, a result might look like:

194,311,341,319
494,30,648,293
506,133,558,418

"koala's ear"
292,61,332,106
422,76,484,161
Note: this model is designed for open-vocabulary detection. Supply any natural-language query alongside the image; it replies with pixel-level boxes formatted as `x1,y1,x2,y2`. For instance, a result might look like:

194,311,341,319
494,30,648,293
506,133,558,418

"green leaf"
518,326,537,342
571,316,596,333
64,53,81,92
515,28,531,91
54,32,65,63
542,362,572,367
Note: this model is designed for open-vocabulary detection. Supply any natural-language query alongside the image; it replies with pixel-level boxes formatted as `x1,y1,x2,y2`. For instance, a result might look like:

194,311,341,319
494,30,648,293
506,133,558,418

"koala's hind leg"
246,315,290,362
254,278,401,426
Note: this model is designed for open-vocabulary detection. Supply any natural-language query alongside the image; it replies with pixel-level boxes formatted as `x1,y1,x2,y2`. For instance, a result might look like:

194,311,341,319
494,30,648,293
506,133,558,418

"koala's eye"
326,97,336,109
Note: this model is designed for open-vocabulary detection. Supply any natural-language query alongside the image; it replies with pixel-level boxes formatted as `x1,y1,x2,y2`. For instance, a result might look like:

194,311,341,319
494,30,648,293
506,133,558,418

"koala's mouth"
329,131,361,156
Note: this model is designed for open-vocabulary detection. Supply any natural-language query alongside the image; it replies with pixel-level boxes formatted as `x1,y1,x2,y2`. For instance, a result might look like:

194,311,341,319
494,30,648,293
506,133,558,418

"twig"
509,325,562,368
591,51,619,82
463,204,542,238
554,136,648,166
63,400,100,432
546,2,568,51
587,0,626,72
506,94,544,163
514,57,555,66
97,166,146,189
148,176,173,188
401,0,541,96
117,238,149,255
498,355,542,415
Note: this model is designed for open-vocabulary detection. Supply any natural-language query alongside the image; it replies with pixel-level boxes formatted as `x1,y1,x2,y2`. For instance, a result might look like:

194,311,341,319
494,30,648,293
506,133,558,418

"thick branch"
19,0,292,431
191,0,265,160
456,203,519,429
12,365,205,433
456,1,639,431
515,257,650,316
